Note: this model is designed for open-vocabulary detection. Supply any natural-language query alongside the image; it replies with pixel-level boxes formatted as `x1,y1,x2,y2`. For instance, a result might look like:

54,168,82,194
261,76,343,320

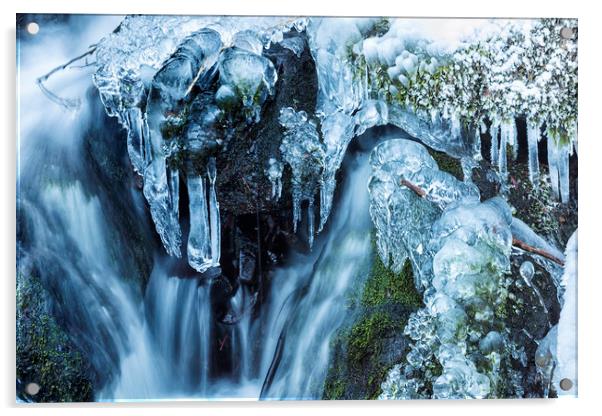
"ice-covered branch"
398,176,566,266
36,46,97,110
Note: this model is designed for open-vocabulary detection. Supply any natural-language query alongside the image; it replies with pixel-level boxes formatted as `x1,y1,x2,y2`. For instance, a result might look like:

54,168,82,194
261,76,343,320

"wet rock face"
215,31,318,215
504,253,561,397
17,266,94,403
323,251,423,400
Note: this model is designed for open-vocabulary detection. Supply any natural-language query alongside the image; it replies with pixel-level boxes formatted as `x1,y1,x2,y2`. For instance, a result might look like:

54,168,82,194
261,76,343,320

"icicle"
547,136,560,200
265,158,283,200
490,122,499,165
461,157,476,183
187,173,212,273
552,231,578,396
292,191,301,233
558,143,570,204
169,168,180,219
450,112,461,139
125,108,145,174
207,157,221,265
508,118,518,161
319,177,335,232
307,198,315,248
498,122,508,179
519,261,549,321
472,128,482,160
526,121,541,186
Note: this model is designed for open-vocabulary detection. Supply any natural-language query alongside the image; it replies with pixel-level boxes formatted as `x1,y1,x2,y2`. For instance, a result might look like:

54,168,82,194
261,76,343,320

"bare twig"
512,238,565,266
400,178,426,197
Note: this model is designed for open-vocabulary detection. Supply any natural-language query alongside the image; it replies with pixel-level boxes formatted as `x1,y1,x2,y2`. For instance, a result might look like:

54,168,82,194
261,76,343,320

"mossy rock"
428,149,463,180
362,252,422,309
323,237,423,400
16,271,94,402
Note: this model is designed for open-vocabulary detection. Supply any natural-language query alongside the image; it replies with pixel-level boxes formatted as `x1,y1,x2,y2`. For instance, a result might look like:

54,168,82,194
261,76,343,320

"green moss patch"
362,254,422,309
428,149,463,181
17,272,93,402
322,235,424,400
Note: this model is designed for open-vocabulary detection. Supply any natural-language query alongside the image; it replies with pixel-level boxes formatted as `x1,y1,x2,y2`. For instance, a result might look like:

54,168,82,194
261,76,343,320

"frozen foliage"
368,139,479,288
279,107,325,246
380,195,516,399
218,44,277,122
349,18,577,200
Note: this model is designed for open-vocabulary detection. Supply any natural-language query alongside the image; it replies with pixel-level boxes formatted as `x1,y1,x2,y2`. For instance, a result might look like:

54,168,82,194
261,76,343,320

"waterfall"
260,153,374,399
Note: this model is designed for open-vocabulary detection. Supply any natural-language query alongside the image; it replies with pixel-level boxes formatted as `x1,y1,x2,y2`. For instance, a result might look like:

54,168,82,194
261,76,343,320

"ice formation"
379,195,516,399
348,18,577,201
371,138,559,399
93,16,282,268
279,107,325,246
27,14,577,401
265,158,284,200
90,16,576,269
368,139,479,287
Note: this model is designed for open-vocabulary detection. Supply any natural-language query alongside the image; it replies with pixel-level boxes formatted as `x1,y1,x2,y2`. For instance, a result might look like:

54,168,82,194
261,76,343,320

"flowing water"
104,152,373,401
18,18,375,397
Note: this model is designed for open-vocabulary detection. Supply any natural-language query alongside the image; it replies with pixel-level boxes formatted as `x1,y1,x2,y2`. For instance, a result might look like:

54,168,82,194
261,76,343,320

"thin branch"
36,46,97,110
512,238,565,266
400,178,426,197
37,46,96,83
399,177,565,266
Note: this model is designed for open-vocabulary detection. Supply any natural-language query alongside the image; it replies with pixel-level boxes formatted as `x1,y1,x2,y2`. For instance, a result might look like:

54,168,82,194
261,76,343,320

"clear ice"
370,138,527,399
279,107,325,243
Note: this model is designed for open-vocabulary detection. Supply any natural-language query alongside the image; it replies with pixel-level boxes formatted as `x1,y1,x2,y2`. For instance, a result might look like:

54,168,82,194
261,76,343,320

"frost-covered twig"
400,178,426,197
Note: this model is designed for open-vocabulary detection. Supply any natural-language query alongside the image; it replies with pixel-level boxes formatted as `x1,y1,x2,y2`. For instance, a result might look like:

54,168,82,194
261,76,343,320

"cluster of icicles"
486,119,575,203
90,16,574,269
